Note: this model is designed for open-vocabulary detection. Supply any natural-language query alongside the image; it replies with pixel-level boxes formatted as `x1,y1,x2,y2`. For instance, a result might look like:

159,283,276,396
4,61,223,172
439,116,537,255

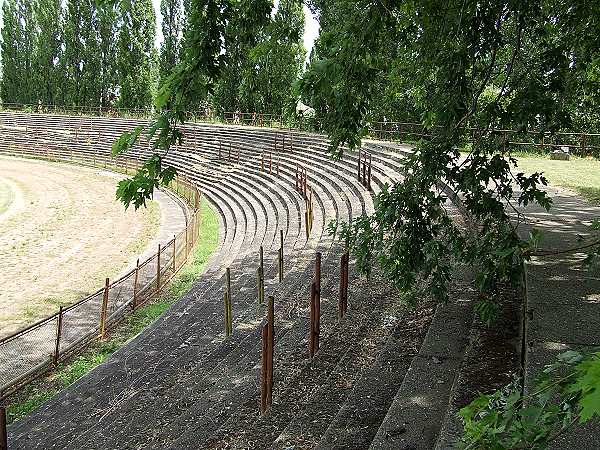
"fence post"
315,252,321,352
358,148,362,182
309,281,316,357
339,253,348,318
0,406,6,450
53,306,64,366
156,244,162,295
305,210,310,240
172,235,177,274
278,230,284,282
368,154,372,191
260,324,268,414
295,164,299,190
225,267,233,336
133,259,140,309
259,246,265,303
185,217,189,259
223,291,231,336
267,295,274,406
100,278,110,338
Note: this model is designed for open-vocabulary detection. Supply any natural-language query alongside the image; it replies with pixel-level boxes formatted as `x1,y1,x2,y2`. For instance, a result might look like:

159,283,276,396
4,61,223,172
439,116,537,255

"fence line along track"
2,102,600,156
0,150,202,399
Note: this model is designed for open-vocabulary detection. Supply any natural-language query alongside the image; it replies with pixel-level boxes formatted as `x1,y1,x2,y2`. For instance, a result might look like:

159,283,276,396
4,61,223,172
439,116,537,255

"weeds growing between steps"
3,198,220,425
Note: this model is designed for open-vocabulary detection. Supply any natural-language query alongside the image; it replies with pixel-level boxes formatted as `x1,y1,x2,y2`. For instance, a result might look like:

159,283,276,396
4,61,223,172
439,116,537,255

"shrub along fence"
0,147,202,400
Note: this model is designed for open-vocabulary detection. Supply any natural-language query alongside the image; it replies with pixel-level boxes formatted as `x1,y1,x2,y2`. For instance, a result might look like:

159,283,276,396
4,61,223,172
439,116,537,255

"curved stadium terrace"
0,111,474,449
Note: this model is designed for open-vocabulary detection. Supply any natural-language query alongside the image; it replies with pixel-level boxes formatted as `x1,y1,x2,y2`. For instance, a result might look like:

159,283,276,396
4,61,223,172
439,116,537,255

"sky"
151,0,320,62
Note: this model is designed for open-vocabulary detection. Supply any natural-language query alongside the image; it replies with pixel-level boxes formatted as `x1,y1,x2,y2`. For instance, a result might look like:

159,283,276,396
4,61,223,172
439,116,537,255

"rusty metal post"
339,253,350,318
279,230,284,282
295,164,299,190
229,142,231,160
368,154,372,190
305,210,310,240
269,152,272,174
53,306,64,366
303,169,307,198
358,148,362,181
260,324,268,414
219,141,222,159
309,281,315,357
224,291,231,336
343,252,349,315
172,235,177,273
100,277,110,338
0,406,6,450
315,252,321,352
267,295,274,406
156,244,162,295
262,153,265,172
226,267,232,335
184,217,189,258
133,258,140,309
362,153,367,187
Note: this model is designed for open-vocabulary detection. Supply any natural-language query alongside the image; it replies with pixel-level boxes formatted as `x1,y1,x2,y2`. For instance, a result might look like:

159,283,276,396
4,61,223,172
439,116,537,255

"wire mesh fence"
0,144,202,399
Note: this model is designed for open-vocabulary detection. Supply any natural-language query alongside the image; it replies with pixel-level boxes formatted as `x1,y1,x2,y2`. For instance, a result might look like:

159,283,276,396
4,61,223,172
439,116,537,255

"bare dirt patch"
0,157,160,337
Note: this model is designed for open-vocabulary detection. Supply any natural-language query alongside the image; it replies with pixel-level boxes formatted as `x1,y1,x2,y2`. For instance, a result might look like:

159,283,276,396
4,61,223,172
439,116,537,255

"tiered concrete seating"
0,112,451,449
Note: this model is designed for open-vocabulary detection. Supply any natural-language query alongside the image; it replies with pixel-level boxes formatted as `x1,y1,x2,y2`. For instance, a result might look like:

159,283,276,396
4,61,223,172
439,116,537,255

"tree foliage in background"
62,0,99,105
238,0,305,116
1,0,25,104
117,0,157,109
32,0,63,105
211,0,272,114
159,0,183,88
97,2,120,106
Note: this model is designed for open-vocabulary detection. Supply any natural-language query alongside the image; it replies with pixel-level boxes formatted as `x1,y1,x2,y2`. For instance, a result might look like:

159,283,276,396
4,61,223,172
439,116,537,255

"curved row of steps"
0,112,460,449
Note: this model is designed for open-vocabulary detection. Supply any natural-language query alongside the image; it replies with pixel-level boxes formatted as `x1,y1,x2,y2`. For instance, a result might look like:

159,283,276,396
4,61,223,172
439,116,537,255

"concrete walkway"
519,184,600,448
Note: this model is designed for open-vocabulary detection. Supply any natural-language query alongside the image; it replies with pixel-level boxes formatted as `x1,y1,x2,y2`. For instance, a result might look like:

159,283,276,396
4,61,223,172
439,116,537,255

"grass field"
5,198,220,424
513,154,600,205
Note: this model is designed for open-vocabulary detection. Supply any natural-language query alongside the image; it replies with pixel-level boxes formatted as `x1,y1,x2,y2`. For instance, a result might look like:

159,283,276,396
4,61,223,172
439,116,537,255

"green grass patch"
513,154,600,205
4,198,220,424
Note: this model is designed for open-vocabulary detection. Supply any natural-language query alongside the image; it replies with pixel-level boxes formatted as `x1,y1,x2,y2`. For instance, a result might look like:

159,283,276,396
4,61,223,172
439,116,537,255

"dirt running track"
0,157,160,338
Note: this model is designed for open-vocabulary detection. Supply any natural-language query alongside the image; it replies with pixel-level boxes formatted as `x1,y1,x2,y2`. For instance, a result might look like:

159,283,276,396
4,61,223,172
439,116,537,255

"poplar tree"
212,0,272,114
239,0,305,115
159,0,183,87
97,2,119,107
62,0,99,106
33,0,62,105
117,0,157,109
0,0,23,104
